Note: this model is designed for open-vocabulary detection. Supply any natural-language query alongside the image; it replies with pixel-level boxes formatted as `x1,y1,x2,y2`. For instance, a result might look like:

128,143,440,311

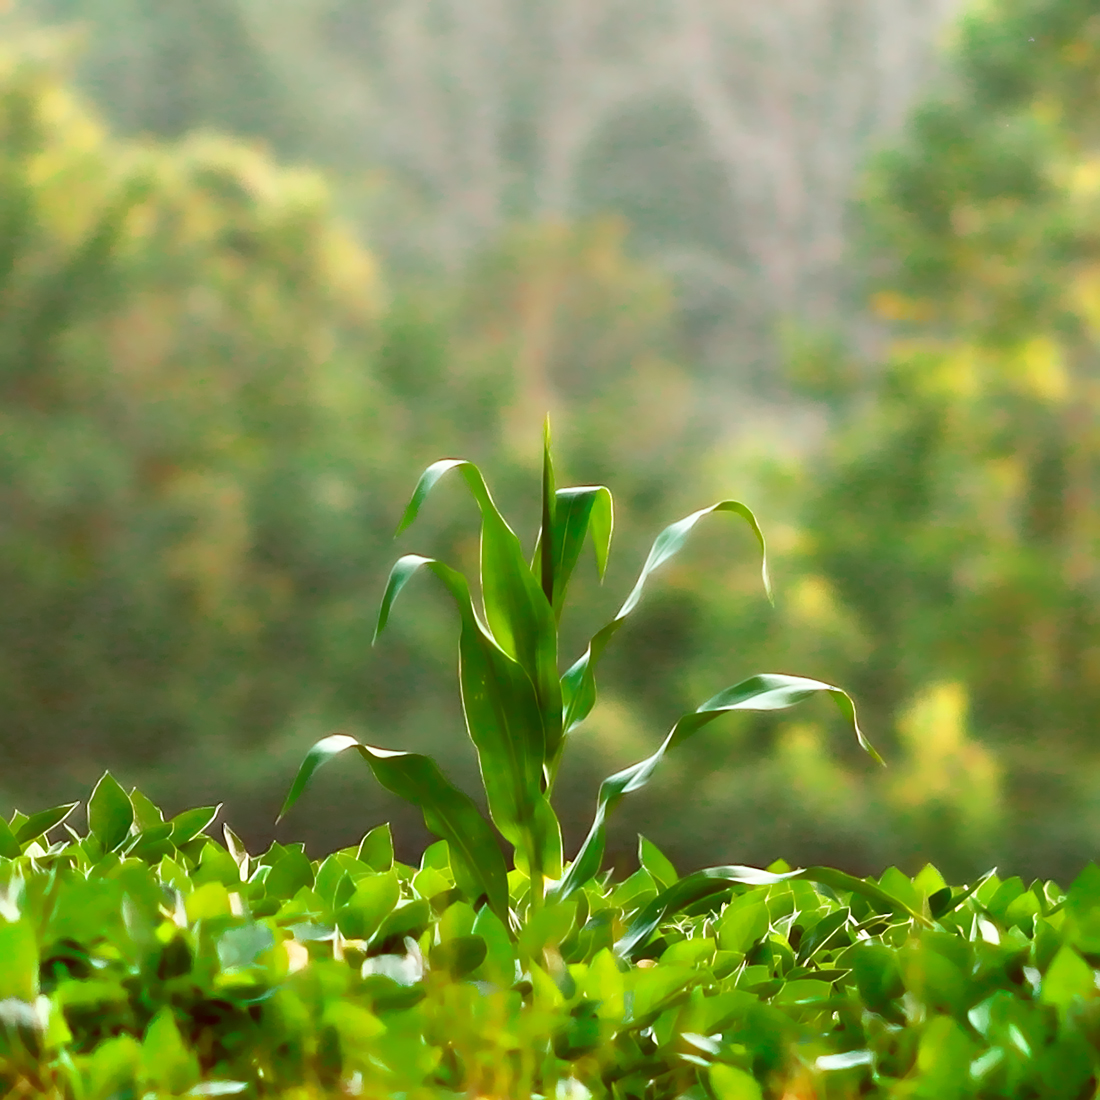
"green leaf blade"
278,734,510,923
561,498,770,735
373,552,560,879
14,802,79,846
390,457,563,772
88,772,135,853
553,673,876,900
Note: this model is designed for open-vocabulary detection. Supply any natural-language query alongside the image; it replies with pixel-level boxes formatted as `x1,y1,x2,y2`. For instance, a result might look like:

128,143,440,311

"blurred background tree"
804,0,1100,881
0,41,391,807
3,0,1100,883
664,0,1100,884
7,0,960,390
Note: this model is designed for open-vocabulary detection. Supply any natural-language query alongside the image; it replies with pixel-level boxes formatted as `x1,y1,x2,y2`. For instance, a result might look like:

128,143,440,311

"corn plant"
280,425,882,924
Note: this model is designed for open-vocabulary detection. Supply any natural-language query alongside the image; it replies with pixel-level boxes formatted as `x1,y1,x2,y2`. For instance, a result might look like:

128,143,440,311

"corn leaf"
533,424,613,624
376,554,561,878
617,865,801,955
552,674,877,901
617,863,927,956
561,500,769,736
394,458,562,774
278,733,509,923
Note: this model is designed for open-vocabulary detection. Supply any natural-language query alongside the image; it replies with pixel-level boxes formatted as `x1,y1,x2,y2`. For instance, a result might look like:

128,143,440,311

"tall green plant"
281,426,882,923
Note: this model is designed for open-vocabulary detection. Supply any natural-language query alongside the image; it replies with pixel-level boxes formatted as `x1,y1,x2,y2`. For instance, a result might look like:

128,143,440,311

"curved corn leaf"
394,458,562,766
616,862,928,957
617,865,801,956
561,500,770,736
0,817,20,859
375,554,561,879
552,674,878,902
535,487,615,618
797,866,929,925
278,734,509,922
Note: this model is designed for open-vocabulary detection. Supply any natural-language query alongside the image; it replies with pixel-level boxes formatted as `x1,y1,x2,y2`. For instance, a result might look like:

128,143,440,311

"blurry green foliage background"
1,0,1099,885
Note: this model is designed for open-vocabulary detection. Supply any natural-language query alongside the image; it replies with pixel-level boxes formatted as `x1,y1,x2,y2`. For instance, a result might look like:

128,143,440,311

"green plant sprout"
280,423,884,927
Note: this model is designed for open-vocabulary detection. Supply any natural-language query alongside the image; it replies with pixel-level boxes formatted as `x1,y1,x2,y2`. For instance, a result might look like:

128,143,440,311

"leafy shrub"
7,777,1100,1099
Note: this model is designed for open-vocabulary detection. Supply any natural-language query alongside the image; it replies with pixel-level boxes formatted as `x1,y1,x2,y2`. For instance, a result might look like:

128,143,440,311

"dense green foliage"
10,779,1100,1100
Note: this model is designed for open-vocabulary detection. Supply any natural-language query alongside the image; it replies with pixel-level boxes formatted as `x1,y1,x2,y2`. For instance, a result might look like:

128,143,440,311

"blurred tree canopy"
0,43,386,782
776,0,1100,878
6,0,960,389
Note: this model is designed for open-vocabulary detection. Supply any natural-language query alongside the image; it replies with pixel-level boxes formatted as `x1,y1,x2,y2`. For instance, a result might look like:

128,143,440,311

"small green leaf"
218,924,274,971
142,1007,200,1094
915,1015,972,1095
638,835,678,890
264,848,314,901
185,881,232,922
169,806,220,846
124,823,174,863
223,825,249,869
357,824,394,872
14,802,79,846
717,894,771,954
130,789,164,831
1041,945,1096,1012
337,870,400,941
850,942,905,1012
373,897,431,945
0,918,38,1000
0,817,21,860
710,1063,763,1100
429,934,487,978
471,905,515,987
88,772,135,853
88,1035,142,1100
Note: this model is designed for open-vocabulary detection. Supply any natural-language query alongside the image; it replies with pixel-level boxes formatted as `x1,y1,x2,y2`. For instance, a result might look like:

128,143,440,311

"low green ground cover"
4,432,1100,1099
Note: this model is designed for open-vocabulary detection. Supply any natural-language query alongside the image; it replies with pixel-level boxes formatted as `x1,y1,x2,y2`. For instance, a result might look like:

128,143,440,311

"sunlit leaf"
169,805,220,846
279,734,509,923
554,674,877,900
375,554,561,879
88,773,135,853
618,865,799,955
561,500,770,735
14,802,79,846
0,817,21,860
638,835,678,891
533,424,614,620
357,824,394,872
